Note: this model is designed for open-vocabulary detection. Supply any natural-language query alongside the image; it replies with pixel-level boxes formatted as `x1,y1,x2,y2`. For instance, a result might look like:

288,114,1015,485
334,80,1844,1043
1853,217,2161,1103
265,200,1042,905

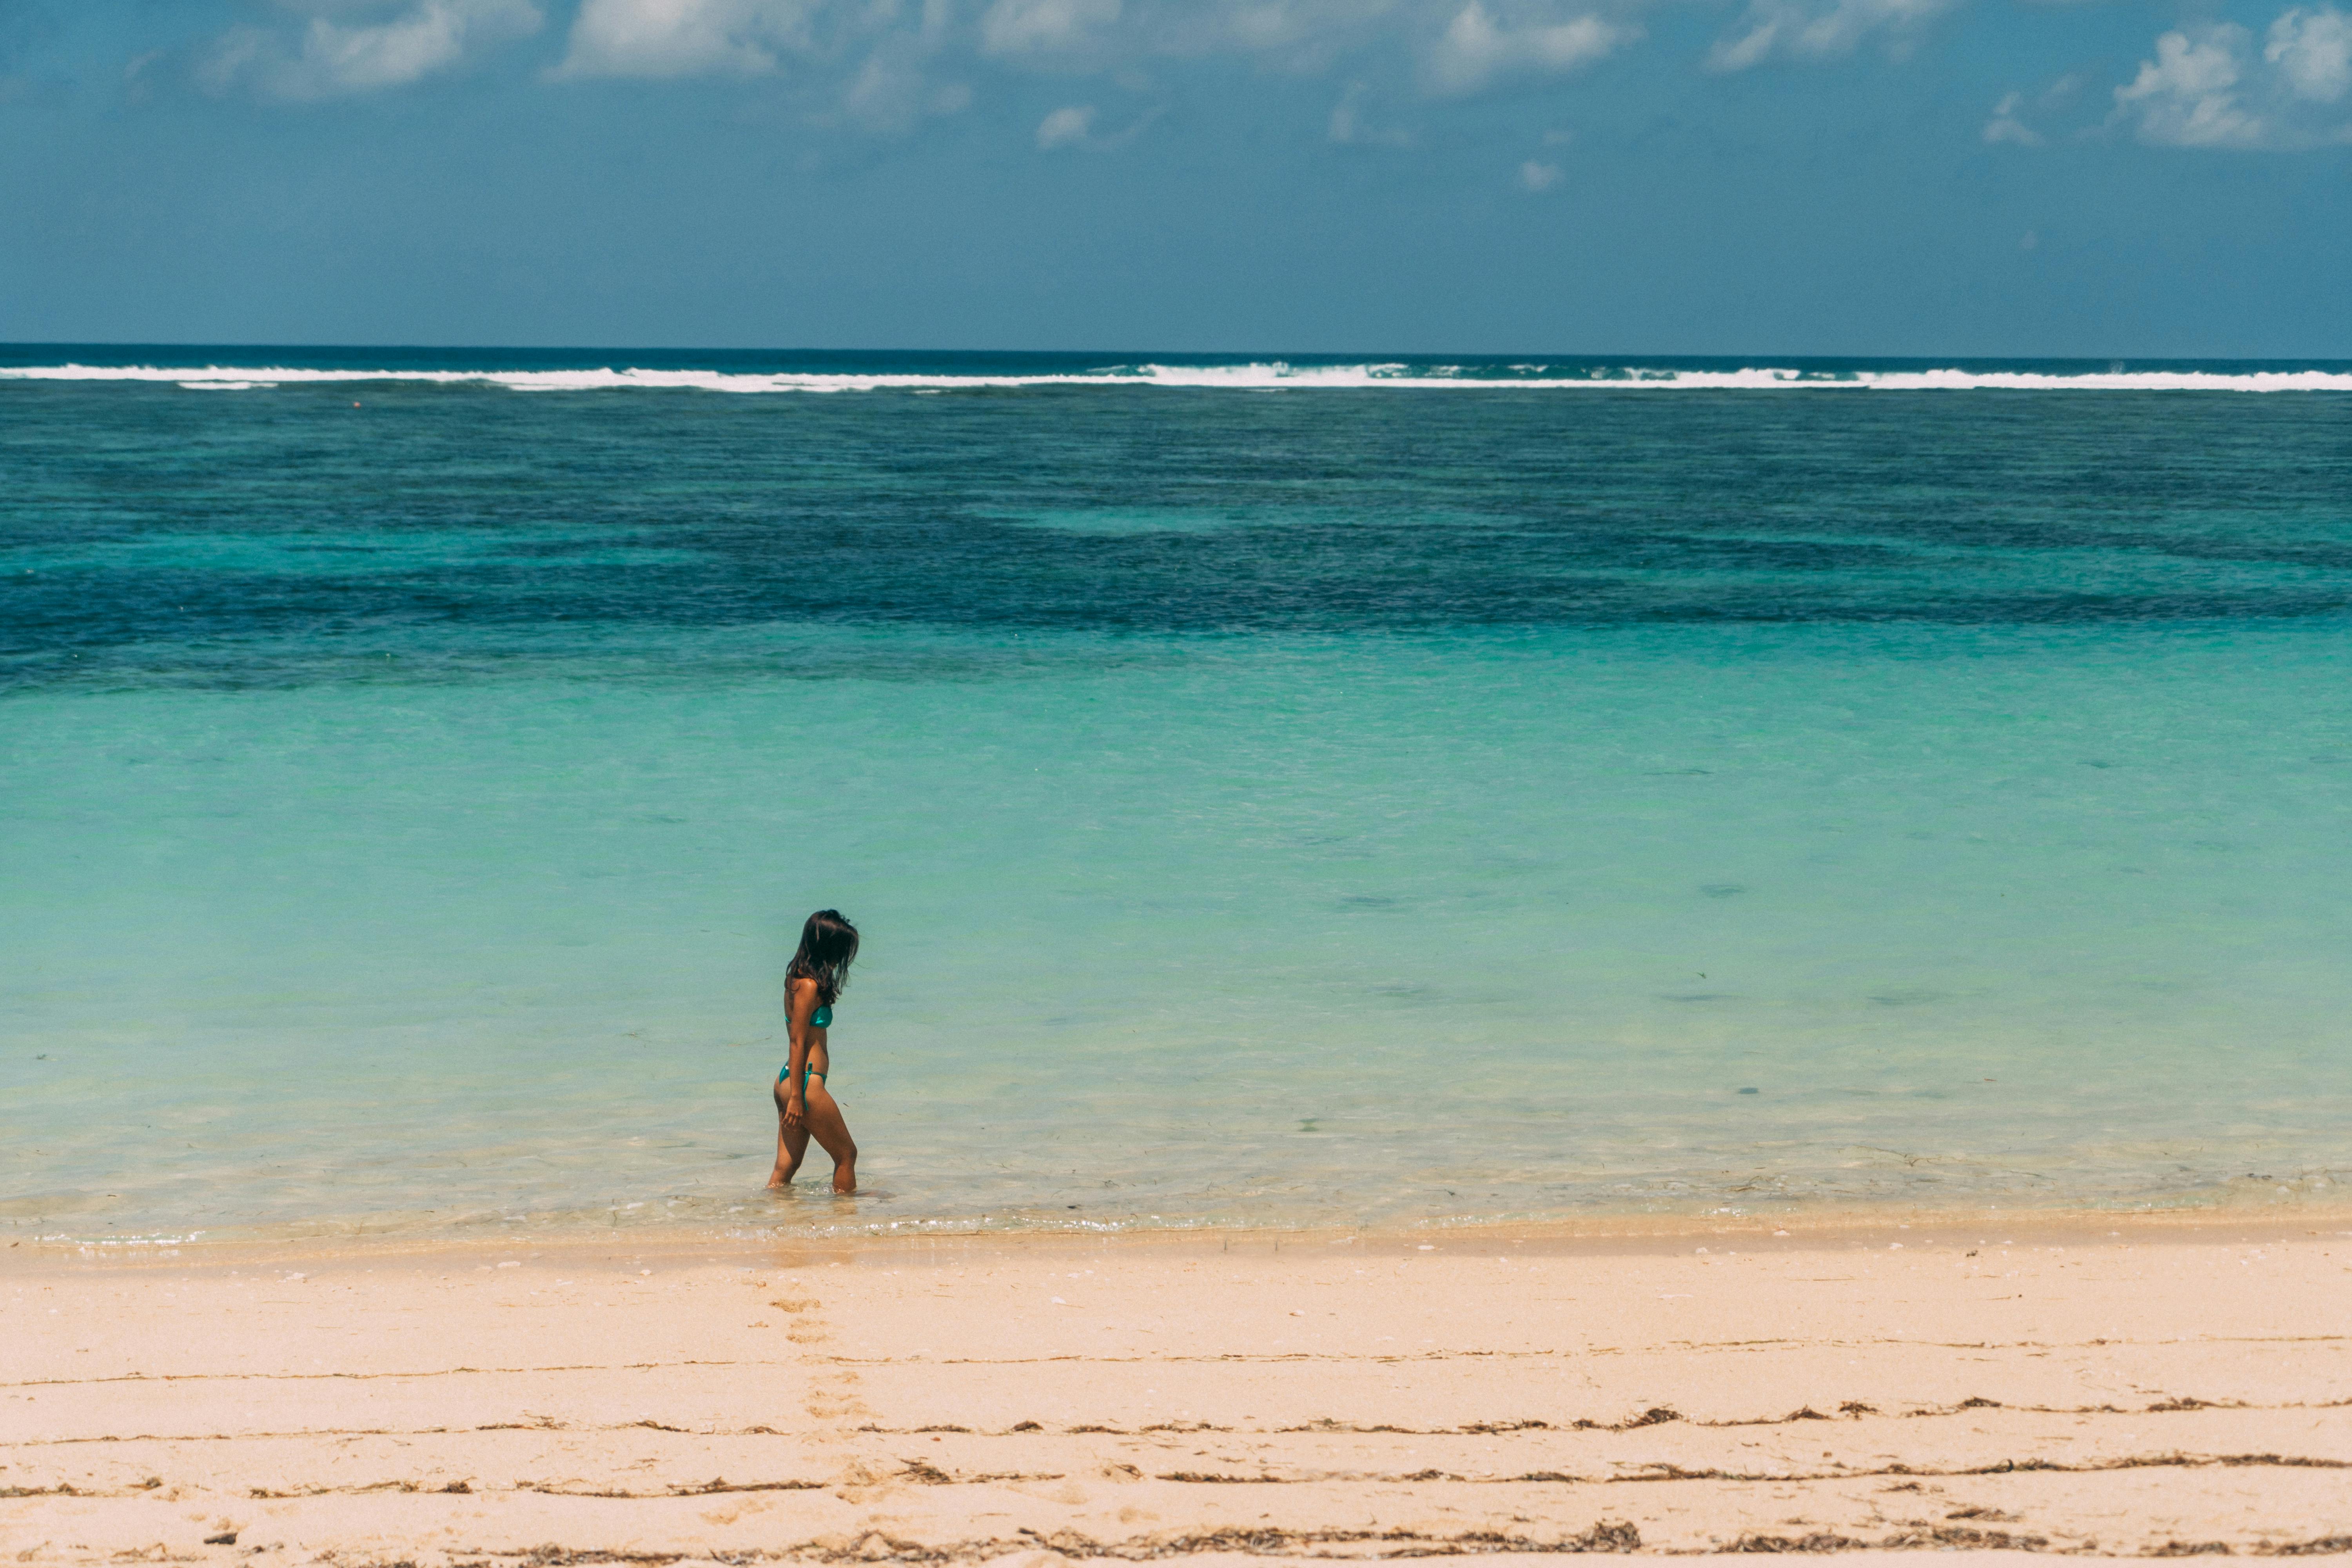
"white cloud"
1705,0,1951,72
1424,2,1626,94
1035,102,1095,145
547,0,1395,86
256,0,1645,115
983,0,1122,56
200,0,541,99
1517,156,1559,188
556,0,821,78
181,0,2107,136
2267,5,2351,100
1982,89,2041,143
2112,11,2352,148
2114,25,2258,146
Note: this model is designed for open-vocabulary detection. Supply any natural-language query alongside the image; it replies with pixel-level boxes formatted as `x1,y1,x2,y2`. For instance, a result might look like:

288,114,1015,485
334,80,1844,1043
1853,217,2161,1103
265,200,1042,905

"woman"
767,909,861,1194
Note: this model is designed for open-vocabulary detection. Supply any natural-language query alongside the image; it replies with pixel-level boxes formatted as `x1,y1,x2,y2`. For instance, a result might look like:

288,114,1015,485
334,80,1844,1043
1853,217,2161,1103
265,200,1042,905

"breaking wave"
7,359,2352,393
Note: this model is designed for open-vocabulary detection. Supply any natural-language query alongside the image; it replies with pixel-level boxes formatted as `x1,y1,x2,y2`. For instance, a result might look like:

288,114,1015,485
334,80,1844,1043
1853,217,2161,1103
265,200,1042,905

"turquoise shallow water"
4,350,2350,1243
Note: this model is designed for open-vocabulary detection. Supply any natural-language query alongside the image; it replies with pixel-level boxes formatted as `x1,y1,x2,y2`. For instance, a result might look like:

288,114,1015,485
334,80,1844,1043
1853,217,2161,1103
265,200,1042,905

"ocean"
4,346,2350,1247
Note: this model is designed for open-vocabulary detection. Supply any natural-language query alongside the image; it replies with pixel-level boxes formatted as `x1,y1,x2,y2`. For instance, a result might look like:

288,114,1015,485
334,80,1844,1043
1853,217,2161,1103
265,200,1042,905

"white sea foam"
7,361,2352,392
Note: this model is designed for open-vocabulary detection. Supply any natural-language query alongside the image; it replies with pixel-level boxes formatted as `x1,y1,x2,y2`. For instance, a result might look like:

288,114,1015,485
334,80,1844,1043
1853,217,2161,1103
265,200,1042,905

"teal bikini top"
810,1004,832,1029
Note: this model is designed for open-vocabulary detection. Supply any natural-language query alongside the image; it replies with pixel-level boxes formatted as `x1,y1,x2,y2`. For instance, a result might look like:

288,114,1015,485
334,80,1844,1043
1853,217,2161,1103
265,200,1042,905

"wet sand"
6,1213,2352,1563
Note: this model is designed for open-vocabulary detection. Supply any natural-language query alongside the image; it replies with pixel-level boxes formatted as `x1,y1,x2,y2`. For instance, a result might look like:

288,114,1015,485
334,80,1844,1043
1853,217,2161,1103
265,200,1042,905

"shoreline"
15,1198,2352,1273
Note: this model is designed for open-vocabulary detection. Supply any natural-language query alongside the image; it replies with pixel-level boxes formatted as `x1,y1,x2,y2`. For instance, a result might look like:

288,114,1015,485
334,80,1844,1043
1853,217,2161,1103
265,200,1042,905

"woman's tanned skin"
769,971,857,1193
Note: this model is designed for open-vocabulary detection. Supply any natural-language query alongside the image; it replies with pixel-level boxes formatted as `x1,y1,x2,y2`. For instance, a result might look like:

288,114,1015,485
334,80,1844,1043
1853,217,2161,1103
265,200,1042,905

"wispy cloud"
841,24,971,132
201,0,542,99
1981,89,2041,144
1976,72,2080,145
1423,2,1628,94
1035,102,1095,145
555,0,820,79
1705,0,1952,72
983,0,1123,57
554,0,976,130
1517,156,1561,188
2111,7,2352,149
1033,99,1165,148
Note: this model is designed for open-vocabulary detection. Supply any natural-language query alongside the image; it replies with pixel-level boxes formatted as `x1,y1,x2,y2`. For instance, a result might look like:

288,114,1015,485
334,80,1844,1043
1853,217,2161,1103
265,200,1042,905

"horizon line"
7,341,2352,368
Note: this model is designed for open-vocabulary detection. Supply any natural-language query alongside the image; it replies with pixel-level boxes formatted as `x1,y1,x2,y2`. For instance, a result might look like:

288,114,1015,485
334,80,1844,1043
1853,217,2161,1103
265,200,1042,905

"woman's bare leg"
799,1082,858,1193
768,1078,811,1188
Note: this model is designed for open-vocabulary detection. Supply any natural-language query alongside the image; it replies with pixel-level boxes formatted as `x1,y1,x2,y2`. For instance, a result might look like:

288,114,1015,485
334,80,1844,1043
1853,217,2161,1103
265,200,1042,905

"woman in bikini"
766,909,860,1194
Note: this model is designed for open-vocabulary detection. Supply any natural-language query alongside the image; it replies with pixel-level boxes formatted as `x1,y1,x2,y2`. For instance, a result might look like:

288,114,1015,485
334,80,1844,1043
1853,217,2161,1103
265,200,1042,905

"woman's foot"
831,1162,856,1194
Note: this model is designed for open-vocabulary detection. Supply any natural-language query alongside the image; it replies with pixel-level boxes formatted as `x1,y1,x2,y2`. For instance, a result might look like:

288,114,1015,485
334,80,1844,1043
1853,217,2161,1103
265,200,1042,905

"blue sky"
1,0,2345,355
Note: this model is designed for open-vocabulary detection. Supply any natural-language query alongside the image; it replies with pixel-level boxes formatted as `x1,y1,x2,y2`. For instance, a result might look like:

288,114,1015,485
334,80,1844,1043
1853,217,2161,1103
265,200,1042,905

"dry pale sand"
6,1214,2352,1564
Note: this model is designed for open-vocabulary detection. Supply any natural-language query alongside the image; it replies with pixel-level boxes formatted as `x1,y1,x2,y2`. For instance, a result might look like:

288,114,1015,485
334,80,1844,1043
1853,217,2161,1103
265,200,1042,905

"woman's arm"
781,976,815,1127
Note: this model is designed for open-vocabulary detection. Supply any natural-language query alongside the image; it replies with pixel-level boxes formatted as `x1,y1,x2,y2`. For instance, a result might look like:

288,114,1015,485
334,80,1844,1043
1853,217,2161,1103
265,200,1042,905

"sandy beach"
6,1213,2351,1563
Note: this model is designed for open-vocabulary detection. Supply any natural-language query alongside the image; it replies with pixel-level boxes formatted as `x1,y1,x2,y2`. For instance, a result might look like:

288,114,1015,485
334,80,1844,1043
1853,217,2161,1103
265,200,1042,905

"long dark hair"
786,909,859,1007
